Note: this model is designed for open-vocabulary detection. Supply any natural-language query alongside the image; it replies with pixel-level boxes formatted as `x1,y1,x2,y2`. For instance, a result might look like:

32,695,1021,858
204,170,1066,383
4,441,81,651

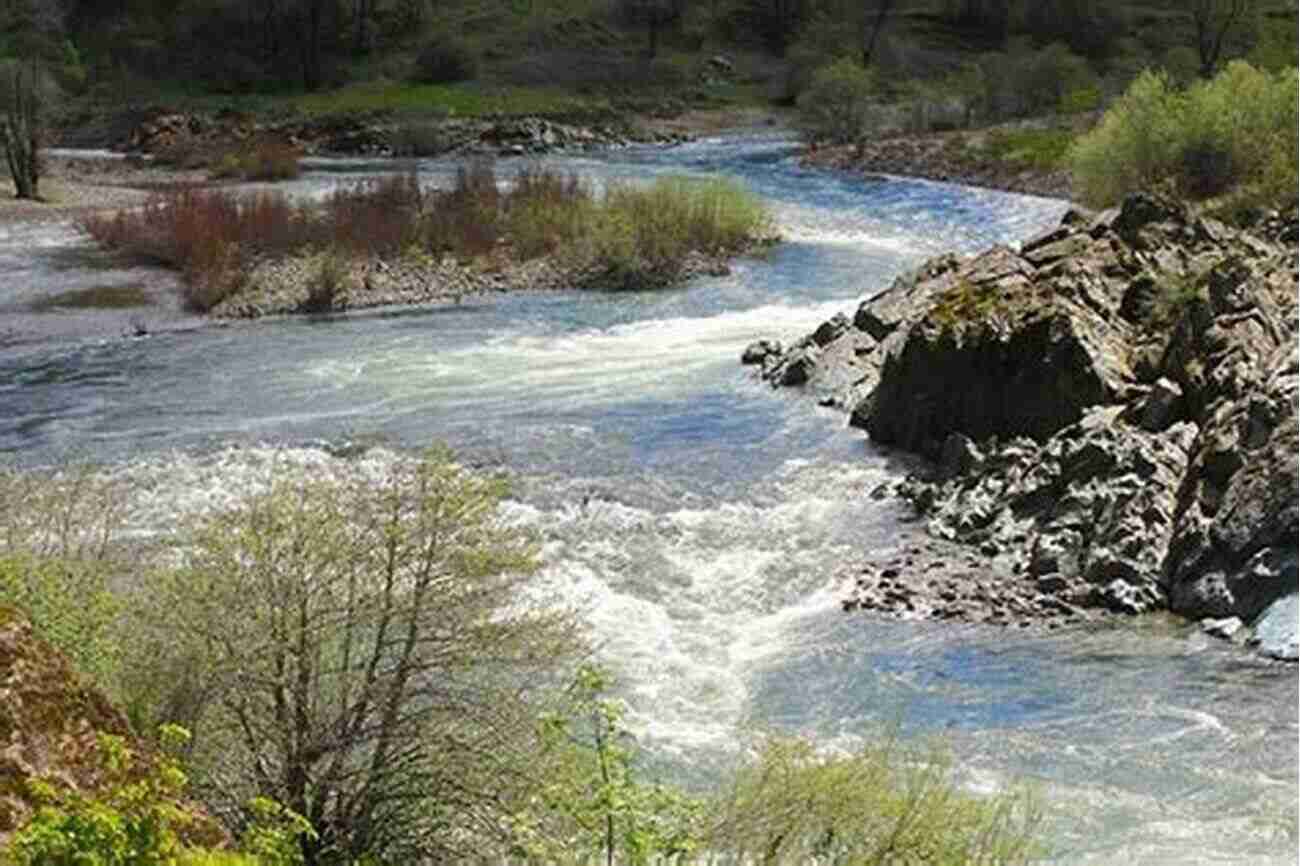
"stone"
777,346,820,386
1201,616,1244,640
810,312,850,347
741,339,782,365
1248,594,1298,661
1135,377,1185,432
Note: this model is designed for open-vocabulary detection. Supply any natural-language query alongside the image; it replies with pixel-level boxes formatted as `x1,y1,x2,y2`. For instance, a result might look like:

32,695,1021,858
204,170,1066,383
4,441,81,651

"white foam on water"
317,300,857,411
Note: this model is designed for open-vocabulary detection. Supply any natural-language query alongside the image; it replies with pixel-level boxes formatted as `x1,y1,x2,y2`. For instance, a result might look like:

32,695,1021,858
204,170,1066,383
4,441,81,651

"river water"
1,135,1295,863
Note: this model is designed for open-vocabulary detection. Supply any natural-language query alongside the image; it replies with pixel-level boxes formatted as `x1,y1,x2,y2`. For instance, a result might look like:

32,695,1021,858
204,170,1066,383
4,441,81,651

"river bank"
747,193,1299,660
802,115,1088,201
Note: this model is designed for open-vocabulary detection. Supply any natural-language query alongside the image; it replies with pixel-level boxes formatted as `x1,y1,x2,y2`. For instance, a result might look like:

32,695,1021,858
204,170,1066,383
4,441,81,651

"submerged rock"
750,193,1299,649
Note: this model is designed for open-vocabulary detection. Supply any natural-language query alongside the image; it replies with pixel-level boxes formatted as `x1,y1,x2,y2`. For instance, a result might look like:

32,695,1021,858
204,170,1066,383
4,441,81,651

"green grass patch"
28,284,151,311
981,127,1074,171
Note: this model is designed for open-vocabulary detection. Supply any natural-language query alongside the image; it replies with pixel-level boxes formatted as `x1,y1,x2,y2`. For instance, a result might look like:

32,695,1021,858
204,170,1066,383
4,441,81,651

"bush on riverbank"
708,735,1045,865
1069,62,1299,211
78,163,774,310
209,139,302,182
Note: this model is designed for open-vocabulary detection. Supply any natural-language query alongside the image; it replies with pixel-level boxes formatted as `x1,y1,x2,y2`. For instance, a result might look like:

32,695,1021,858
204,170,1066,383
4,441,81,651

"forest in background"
0,0,1295,120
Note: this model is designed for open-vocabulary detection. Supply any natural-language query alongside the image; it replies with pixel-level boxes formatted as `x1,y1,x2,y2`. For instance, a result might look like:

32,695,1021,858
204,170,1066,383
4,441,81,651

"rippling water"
1,135,1295,863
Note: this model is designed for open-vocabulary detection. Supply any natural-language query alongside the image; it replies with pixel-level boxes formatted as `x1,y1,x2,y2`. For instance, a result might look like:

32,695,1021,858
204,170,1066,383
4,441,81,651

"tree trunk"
2,60,42,200
862,0,896,67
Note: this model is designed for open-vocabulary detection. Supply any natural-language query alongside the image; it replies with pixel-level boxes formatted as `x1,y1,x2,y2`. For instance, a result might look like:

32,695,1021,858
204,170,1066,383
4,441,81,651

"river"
1,133,1295,863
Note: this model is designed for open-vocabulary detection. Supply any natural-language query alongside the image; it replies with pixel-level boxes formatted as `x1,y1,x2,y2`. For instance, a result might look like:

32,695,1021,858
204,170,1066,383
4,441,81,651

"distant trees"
1191,0,1253,78
621,0,687,58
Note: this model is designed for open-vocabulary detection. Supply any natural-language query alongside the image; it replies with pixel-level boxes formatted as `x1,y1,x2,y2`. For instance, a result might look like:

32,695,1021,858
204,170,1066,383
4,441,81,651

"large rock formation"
750,194,1299,655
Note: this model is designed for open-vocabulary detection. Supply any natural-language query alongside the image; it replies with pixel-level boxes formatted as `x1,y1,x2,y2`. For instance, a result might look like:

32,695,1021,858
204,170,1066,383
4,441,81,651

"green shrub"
1070,62,1299,210
983,127,1075,171
706,733,1045,865
592,176,773,288
515,666,703,863
7,727,311,866
797,58,876,144
208,140,301,182
1068,68,1184,206
410,35,478,84
299,249,350,313
0,554,121,689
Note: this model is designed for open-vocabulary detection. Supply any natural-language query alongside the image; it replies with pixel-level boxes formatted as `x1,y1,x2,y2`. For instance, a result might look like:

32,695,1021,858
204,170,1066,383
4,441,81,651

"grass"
292,80,613,118
78,164,774,310
930,277,1012,332
209,139,302,181
981,128,1075,171
28,284,150,311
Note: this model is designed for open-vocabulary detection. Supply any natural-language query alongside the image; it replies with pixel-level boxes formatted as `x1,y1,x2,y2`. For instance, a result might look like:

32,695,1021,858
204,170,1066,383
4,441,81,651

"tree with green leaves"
130,448,585,865
797,57,876,145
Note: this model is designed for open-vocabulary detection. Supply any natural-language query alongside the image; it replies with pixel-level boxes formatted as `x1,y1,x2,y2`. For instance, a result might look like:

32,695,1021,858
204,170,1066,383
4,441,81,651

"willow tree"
131,448,585,865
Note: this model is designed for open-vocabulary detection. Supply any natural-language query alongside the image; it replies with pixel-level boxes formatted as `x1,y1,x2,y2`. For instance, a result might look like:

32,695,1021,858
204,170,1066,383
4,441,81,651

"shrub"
0,463,128,691
706,733,1045,865
79,189,317,311
410,35,478,84
389,120,453,157
208,139,301,182
1068,69,1183,206
1069,62,1299,210
7,727,311,866
797,58,876,145
592,176,772,288
517,666,703,863
299,250,350,313
0,554,121,689
983,127,1075,171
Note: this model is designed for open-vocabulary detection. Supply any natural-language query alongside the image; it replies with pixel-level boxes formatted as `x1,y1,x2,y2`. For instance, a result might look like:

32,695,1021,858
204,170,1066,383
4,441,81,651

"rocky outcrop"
753,194,1298,649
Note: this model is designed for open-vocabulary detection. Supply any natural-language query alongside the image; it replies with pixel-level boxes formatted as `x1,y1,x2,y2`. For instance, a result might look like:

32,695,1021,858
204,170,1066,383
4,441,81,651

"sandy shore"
0,158,212,226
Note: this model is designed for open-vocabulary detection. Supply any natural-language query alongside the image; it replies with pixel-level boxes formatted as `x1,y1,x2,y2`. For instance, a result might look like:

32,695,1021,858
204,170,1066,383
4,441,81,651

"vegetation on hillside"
0,452,1047,865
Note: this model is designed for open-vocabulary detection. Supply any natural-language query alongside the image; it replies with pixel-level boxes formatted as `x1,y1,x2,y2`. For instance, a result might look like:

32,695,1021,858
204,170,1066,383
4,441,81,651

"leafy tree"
797,57,876,145
131,447,584,865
